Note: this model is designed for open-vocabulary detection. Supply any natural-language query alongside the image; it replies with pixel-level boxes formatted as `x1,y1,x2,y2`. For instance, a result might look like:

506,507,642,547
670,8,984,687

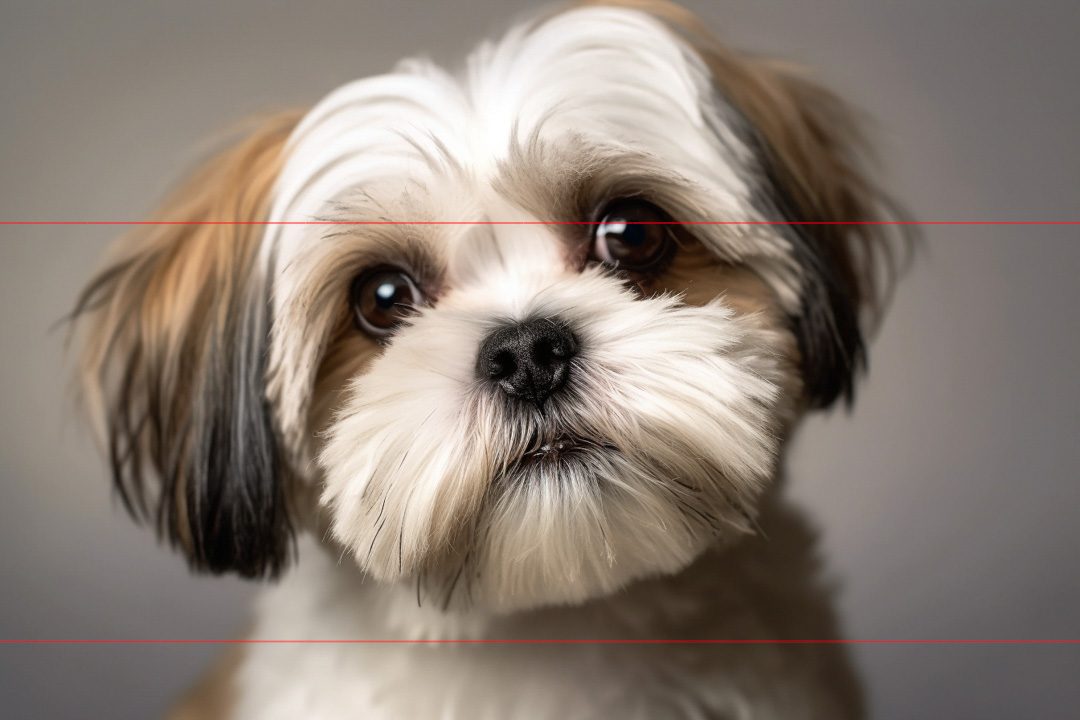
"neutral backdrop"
2,1,1078,718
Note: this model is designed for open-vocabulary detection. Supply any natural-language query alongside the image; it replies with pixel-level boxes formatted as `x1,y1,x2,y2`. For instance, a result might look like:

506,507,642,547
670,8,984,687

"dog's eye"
350,267,423,336
591,200,673,271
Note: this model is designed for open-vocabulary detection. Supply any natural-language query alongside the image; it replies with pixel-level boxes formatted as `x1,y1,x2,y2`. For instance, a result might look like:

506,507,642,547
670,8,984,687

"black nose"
477,318,578,407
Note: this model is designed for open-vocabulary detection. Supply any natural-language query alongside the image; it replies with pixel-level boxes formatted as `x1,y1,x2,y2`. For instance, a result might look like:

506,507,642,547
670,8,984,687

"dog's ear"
73,111,303,578
581,0,906,409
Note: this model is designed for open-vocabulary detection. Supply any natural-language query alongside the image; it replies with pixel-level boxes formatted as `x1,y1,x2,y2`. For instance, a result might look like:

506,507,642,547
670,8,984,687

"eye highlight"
591,200,674,272
350,267,424,337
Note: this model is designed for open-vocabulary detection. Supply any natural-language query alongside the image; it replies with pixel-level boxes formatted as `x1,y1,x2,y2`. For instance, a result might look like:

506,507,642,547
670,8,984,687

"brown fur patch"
308,308,383,450
166,644,245,720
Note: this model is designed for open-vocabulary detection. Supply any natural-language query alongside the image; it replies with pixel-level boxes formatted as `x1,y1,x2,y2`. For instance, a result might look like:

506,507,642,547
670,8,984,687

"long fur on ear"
582,0,909,409
73,111,303,578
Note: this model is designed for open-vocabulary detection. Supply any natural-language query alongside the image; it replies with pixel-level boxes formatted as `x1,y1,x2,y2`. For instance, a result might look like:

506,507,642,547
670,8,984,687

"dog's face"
75,1,894,612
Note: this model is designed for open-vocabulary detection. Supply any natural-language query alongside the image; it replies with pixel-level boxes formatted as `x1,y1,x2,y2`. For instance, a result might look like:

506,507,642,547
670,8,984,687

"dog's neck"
254,486,828,643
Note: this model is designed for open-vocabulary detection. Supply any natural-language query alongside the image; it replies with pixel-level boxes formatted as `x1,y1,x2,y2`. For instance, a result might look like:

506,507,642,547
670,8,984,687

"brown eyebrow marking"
491,131,755,272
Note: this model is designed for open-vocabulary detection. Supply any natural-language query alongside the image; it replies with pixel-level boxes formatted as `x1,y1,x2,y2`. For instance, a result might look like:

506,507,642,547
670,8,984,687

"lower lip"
520,435,618,465
525,439,583,463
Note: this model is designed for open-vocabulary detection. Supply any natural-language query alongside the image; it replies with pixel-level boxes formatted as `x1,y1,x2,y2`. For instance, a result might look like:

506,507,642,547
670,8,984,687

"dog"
73,1,903,717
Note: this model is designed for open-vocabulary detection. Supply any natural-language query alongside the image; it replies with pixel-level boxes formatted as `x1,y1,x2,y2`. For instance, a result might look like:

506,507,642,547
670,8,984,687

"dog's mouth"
518,429,617,466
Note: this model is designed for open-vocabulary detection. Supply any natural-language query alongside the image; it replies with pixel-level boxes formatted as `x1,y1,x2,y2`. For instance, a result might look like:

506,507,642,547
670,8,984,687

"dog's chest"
226,536,851,720
230,554,739,719
234,641,743,720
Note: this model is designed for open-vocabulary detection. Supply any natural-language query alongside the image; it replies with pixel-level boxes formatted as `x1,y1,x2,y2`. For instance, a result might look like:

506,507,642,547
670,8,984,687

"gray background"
2,0,1078,717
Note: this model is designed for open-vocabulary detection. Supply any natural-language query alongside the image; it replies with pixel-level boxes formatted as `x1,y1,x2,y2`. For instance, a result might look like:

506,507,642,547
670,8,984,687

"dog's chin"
323,429,759,614
467,448,725,614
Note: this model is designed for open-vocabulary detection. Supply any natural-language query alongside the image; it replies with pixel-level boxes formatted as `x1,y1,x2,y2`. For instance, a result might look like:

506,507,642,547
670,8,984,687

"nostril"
489,350,516,380
548,331,577,361
532,339,555,366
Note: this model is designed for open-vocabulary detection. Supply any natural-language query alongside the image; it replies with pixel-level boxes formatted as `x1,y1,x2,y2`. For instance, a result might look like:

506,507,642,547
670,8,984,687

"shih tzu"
73,1,903,718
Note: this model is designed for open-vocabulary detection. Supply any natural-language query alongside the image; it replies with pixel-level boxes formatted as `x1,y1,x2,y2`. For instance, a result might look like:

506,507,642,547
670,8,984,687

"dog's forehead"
263,8,754,277
463,8,720,169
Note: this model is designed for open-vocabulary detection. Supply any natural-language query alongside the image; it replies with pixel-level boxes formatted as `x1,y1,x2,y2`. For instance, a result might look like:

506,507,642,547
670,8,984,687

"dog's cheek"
314,311,498,581
654,244,803,422
278,315,384,534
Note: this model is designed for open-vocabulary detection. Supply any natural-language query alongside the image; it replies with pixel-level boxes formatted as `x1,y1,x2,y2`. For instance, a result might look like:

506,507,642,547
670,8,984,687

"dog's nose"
477,318,578,407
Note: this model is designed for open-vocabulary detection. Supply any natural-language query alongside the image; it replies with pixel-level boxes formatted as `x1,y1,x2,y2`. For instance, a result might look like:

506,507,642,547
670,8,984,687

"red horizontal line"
1,221,1078,226
4,643,1075,647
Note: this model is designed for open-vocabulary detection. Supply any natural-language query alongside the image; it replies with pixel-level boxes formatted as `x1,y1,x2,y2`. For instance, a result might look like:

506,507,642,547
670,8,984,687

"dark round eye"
592,200,673,271
350,268,423,336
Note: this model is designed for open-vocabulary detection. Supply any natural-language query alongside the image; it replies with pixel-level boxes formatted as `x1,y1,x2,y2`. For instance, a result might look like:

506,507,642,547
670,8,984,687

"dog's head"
75,0,900,612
